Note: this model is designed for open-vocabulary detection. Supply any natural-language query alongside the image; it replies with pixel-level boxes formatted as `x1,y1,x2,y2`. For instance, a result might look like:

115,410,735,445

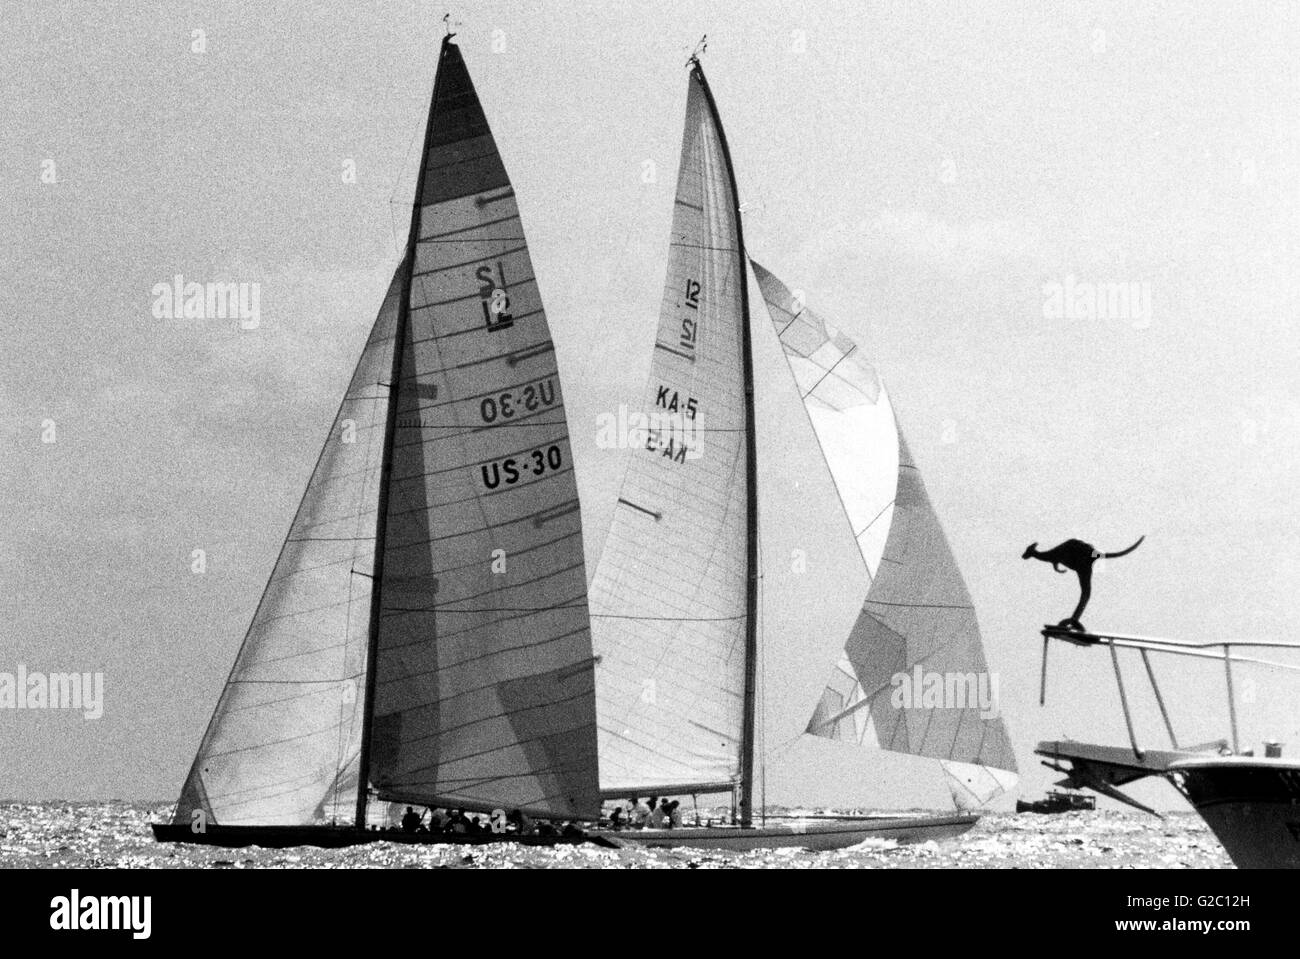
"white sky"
2,0,1298,812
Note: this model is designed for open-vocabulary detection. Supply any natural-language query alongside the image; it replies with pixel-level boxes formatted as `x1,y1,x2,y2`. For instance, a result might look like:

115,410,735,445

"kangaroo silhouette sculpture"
1022,536,1145,632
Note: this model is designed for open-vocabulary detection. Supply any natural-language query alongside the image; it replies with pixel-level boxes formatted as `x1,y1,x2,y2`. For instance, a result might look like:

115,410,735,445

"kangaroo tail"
1104,535,1145,559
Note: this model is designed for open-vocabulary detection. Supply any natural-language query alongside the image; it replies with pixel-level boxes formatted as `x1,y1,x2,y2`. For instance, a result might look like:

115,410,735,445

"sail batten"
751,261,1018,805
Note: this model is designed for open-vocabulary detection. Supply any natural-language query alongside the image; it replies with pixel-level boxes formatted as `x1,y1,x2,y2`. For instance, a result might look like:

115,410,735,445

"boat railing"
1039,628,1300,760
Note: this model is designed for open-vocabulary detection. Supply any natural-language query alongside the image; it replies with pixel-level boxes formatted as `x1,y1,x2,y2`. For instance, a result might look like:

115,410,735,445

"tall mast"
354,33,454,829
691,58,759,828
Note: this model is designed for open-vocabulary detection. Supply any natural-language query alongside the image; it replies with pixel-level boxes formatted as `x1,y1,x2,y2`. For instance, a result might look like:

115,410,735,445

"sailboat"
588,56,1018,852
153,34,604,848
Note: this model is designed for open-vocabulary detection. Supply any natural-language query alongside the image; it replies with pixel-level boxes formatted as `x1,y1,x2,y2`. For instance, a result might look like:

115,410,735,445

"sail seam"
379,608,587,654
424,210,518,238
392,340,554,375
416,275,537,308
406,307,542,343
400,371,561,411
383,687,594,748
591,613,744,622
380,506,579,549
411,243,528,278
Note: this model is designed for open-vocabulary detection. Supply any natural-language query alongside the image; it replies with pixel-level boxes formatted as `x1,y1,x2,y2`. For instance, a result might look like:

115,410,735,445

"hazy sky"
3,0,1298,813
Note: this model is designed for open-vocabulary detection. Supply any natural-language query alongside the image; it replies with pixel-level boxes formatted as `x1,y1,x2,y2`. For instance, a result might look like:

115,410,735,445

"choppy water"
0,802,1231,868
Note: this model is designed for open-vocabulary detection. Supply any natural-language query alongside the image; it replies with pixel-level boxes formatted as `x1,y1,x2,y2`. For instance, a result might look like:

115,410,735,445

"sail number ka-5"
645,383,698,464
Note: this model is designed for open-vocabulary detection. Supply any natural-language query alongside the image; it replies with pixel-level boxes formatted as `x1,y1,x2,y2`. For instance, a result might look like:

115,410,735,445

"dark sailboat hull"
150,823,612,850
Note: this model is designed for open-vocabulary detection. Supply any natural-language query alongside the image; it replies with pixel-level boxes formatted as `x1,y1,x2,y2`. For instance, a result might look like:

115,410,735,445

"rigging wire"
334,370,391,824
757,512,767,826
686,34,708,67
388,124,422,255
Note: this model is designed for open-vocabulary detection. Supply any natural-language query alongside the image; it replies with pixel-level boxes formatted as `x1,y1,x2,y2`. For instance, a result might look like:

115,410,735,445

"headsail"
751,261,1018,805
173,266,403,827
367,38,599,820
589,63,755,798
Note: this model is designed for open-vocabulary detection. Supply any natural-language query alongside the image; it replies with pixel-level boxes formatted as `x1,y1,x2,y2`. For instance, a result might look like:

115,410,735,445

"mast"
691,57,758,828
354,33,453,829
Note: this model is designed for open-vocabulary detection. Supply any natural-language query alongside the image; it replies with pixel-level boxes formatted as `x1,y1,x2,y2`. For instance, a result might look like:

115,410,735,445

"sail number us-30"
481,444,564,490
479,377,556,424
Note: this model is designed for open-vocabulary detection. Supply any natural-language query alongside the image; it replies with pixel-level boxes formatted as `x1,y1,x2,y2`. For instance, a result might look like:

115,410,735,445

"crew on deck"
603,795,691,830
667,800,683,829
384,804,588,839
630,796,651,828
647,798,668,828
506,808,536,835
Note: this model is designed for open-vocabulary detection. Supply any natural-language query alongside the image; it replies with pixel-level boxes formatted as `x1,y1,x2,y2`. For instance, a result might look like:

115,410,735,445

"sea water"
0,801,1230,869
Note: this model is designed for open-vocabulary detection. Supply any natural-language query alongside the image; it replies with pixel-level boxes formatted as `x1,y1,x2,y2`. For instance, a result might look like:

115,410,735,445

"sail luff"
352,34,452,829
689,59,758,828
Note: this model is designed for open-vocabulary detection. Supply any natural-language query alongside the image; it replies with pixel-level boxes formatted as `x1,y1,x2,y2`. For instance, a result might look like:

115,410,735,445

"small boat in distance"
587,52,1018,852
1036,625,1300,868
1016,790,1095,814
155,33,603,848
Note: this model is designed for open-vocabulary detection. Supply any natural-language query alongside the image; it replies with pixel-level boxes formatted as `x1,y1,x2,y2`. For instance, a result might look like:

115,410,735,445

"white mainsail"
174,267,402,826
751,260,1018,806
172,37,599,827
589,64,753,795
367,39,599,820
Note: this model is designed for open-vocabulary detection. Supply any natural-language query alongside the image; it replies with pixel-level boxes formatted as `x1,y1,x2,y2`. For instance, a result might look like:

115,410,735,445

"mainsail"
589,62,757,802
172,36,599,827
751,261,1018,806
368,38,599,820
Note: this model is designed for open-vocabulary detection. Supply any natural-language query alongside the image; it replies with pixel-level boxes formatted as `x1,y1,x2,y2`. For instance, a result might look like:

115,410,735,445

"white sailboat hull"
1170,757,1300,869
597,814,978,852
